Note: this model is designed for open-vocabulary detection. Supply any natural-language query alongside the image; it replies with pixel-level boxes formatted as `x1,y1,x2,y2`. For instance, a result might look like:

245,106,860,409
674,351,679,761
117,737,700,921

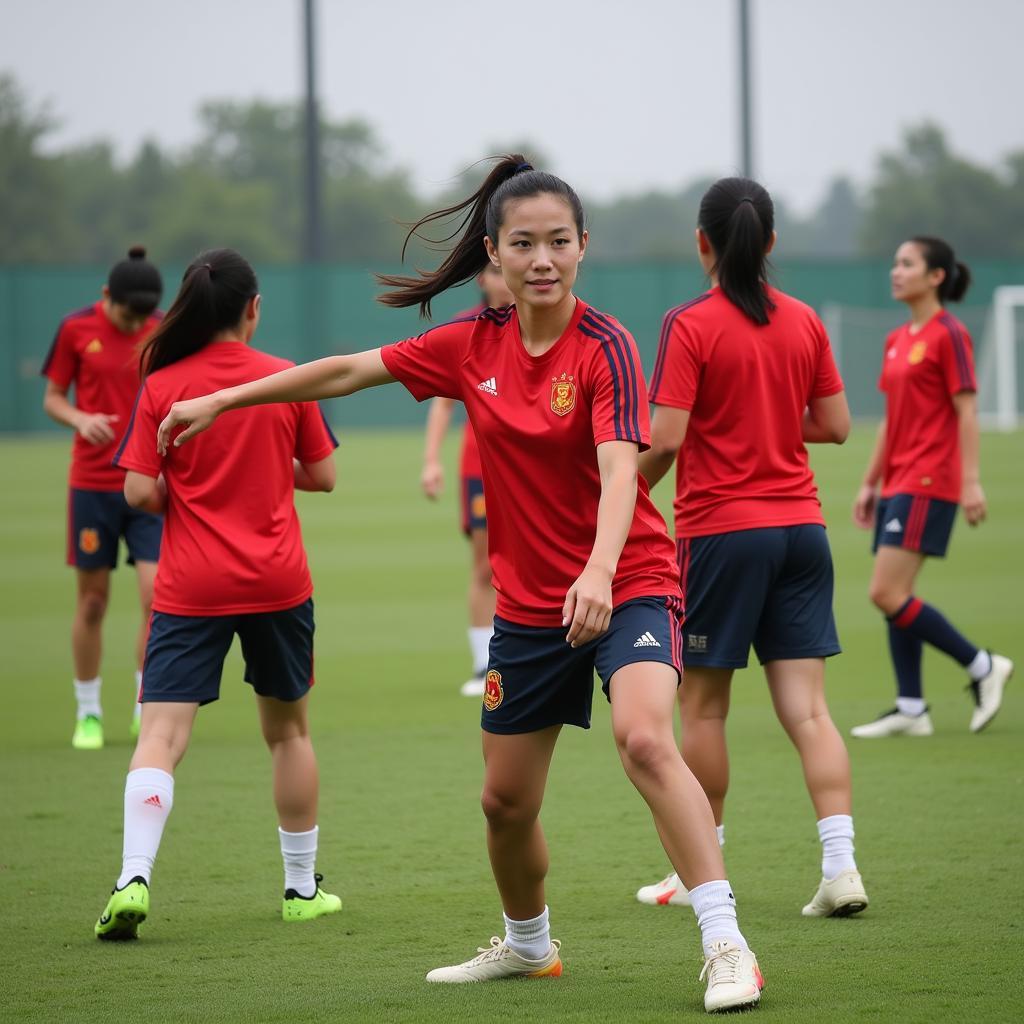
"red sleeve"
379,321,469,402
589,323,650,450
938,319,977,395
112,383,163,479
811,318,844,398
648,313,701,410
41,321,78,390
295,402,339,464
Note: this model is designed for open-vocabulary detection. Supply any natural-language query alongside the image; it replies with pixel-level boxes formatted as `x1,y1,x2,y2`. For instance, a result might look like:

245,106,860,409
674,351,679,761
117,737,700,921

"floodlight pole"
302,0,324,262
738,0,753,179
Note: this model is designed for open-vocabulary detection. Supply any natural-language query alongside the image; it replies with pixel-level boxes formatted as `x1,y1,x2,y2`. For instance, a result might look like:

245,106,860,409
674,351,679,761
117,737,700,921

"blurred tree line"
3,74,1024,267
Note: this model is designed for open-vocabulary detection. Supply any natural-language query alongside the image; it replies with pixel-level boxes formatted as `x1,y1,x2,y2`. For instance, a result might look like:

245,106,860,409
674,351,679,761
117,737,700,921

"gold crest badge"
79,528,101,554
483,669,503,711
85,339,104,354
908,341,927,365
551,373,576,416
470,492,487,519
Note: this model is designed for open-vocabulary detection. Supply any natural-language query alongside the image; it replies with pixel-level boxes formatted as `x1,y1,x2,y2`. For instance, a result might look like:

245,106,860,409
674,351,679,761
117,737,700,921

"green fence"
3,260,1023,432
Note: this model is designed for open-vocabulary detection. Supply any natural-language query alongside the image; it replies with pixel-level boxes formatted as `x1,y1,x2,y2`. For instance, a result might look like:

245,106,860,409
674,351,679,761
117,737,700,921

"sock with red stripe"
117,767,174,888
887,622,923,699
887,597,979,670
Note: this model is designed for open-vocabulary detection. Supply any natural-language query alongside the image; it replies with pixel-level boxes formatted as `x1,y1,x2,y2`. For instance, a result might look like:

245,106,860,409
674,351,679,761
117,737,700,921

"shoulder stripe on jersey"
649,293,713,399
579,310,642,443
479,305,514,326
938,313,974,390
318,404,340,449
39,305,97,377
112,384,147,467
413,310,483,342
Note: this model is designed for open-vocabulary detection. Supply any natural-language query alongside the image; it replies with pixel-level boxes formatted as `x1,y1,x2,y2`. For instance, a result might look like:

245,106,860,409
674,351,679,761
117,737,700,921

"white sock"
74,677,102,719
133,670,143,719
468,626,493,677
818,814,857,879
895,696,926,716
967,650,992,682
279,826,318,897
503,905,550,960
689,880,747,957
117,767,174,888
716,824,725,848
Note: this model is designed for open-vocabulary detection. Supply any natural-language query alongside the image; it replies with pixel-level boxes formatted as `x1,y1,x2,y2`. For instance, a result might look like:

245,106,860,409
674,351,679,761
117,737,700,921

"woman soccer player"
94,249,341,940
42,246,164,749
850,237,1013,738
156,158,765,1013
635,177,869,919
420,264,513,696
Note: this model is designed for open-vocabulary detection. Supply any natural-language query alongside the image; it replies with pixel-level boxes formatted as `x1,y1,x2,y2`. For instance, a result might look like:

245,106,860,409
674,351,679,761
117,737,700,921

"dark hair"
908,236,971,303
141,248,257,376
107,245,163,315
698,177,775,326
377,154,585,318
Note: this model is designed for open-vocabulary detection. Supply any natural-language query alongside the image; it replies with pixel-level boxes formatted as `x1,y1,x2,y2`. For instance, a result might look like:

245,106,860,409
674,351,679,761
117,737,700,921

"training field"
0,428,1021,1023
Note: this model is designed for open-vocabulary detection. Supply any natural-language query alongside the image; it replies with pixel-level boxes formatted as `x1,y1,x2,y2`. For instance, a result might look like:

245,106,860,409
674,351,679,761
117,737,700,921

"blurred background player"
94,248,340,940
636,178,868,919
155,159,766,1014
420,264,513,696
41,246,163,749
851,237,1013,737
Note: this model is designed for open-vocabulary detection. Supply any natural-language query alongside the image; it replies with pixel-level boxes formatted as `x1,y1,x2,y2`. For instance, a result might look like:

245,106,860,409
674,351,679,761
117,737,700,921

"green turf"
0,428,1021,1023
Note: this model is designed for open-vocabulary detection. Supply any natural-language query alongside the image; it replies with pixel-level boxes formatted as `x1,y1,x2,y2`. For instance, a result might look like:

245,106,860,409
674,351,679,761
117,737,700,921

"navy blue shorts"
873,494,957,557
461,476,486,535
141,599,315,705
480,596,684,734
67,488,162,570
678,525,841,669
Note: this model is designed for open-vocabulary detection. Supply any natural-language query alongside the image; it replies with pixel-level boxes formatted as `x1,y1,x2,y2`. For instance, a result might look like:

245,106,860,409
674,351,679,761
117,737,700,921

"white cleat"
460,676,485,697
636,871,691,906
969,653,1013,733
425,937,563,983
700,940,763,1013
801,870,869,917
850,707,933,738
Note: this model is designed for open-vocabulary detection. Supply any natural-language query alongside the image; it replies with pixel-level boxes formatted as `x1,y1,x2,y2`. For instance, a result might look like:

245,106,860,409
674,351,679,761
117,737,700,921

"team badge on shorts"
471,492,486,519
908,341,927,365
483,669,504,711
551,373,576,416
79,528,100,554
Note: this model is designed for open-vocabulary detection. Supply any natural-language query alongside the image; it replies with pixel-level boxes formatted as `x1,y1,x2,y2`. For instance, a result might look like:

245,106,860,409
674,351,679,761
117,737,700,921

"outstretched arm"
158,350,394,453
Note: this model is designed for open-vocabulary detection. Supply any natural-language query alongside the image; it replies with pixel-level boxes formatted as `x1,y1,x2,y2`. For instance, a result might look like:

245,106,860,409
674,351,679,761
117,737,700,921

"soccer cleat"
95,877,149,940
460,675,486,697
636,871,691,906
801,869,869,917
425,936,563,983
850,707,933,738
700,940,763,1013
968,653,1013,733
282,873,342,922
72,714,104,750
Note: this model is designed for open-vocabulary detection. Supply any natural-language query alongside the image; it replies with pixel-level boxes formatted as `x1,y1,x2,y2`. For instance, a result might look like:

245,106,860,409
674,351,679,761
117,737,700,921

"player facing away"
41,246,164,749
156,158,765,1013
851,238,1013,738
93,249,341,940
421,265,513,696
636,178,869,919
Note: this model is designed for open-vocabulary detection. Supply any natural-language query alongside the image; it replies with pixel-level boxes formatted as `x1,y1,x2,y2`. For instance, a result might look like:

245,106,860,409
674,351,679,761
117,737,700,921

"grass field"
0,427,1022,1023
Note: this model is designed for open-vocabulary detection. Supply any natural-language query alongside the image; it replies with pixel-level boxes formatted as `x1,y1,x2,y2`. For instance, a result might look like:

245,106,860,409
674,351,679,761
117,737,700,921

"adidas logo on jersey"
477,377,498,396
633,631,661,648
884,518,904,533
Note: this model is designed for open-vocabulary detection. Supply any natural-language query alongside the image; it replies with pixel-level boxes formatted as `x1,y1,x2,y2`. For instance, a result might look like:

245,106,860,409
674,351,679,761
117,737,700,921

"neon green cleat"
72,715,104,750
95,877,149,940
282,873,342,922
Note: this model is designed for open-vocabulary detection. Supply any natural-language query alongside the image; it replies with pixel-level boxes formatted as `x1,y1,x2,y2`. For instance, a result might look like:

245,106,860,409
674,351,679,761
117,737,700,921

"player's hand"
562,563,614,649
852,484,878,530
421,460,444,500
157,394,222,454
961,480,986,526
75,412,119,445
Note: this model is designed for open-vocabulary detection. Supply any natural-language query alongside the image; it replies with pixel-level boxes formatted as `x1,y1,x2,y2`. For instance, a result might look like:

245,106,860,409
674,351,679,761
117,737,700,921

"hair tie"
739,196,755,205
513,162,533,174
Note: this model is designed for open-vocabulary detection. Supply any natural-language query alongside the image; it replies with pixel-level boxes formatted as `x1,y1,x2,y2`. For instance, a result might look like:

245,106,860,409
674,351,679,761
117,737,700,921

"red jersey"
649,286,844,538
381,300,680,627
41,301,161,491
879,311,976,503
460,420,482,479
114,342,337,616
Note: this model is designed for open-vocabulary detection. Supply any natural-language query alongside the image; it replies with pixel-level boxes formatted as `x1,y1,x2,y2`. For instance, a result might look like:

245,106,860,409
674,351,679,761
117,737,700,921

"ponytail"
141,248,257,376
377,154,585,318
698,177,775,326
909,236,971,303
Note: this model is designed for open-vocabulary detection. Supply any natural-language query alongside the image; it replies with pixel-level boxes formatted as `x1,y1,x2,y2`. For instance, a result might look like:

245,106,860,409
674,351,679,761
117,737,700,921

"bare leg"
73,568,110,680
130,702,198,773
468,527,495,628
258,694,318,833
678,667,733,826
868,546,925,617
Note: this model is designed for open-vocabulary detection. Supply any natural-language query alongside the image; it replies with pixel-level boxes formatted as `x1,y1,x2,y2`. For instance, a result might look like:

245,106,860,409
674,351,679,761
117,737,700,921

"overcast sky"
5,0,1023,211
